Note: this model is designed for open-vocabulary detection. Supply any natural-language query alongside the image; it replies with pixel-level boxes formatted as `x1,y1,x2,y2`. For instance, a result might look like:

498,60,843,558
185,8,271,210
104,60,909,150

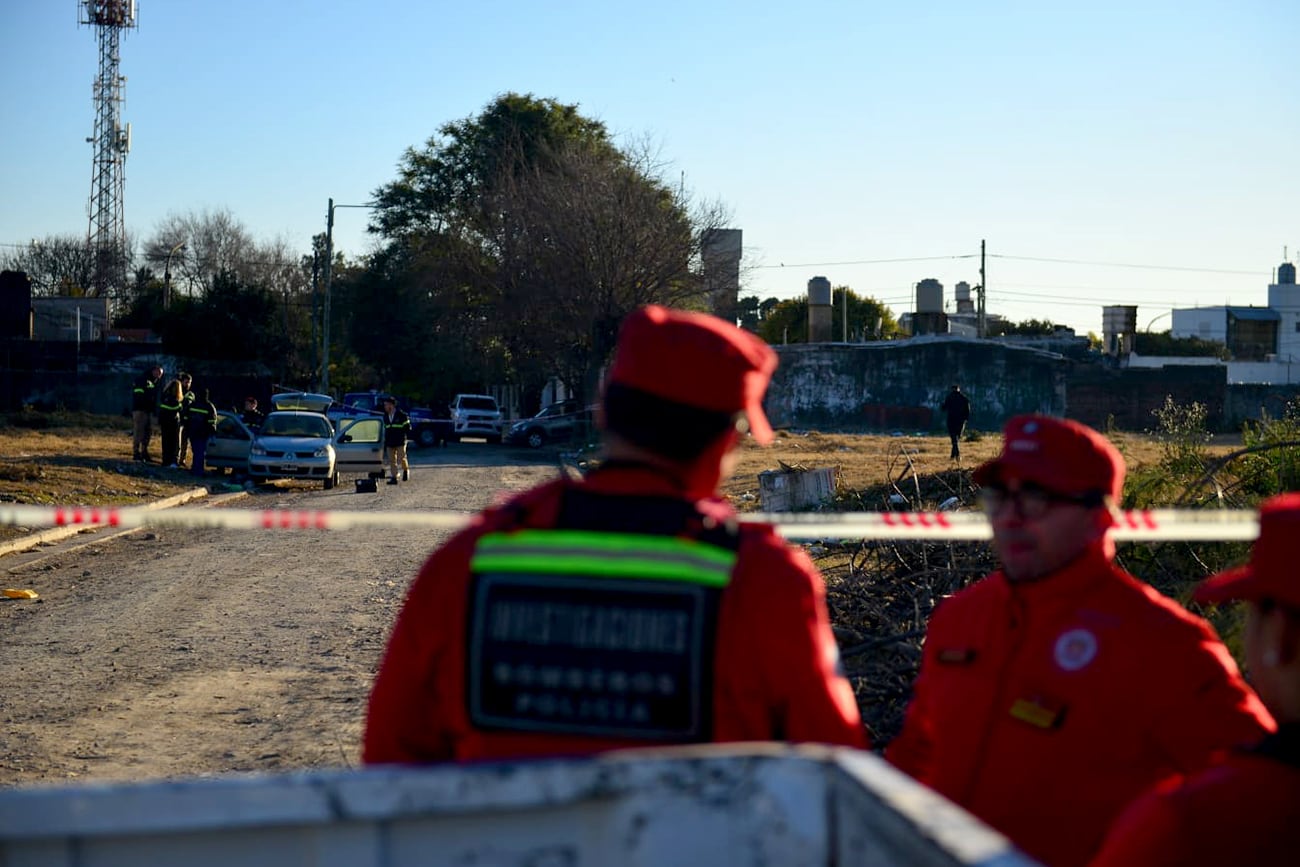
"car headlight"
313,444,333,458
250,442,267,456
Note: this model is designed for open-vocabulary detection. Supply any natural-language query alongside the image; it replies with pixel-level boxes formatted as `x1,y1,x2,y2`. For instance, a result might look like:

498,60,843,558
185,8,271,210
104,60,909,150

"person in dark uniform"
381,395,411,484
363,305,865,764
185,388,218,478
240,396,264,430
941,383,971,460
131,365,163,462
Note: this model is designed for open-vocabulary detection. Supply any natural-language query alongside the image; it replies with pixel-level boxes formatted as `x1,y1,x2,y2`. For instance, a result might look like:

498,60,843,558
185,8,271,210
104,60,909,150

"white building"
1165,261,1300,383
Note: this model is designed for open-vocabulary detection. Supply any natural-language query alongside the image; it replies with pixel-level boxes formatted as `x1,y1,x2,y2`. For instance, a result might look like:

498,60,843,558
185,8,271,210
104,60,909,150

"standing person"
1092,493,1300,866
381,395,410,484
177,373,195,467
940,383,970,461
157,376,184,468
130,365,163,462
364,305,865,765
886,414,1273,867
184,388,218,478
240,396,264,430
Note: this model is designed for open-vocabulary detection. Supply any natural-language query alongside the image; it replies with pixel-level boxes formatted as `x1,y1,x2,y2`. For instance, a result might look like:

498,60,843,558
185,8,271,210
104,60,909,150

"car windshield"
459,397,498,411
260,414,331,438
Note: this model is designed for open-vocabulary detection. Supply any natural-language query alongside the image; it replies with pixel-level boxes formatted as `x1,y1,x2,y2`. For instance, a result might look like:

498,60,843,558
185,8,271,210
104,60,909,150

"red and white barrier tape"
0,505,1261,542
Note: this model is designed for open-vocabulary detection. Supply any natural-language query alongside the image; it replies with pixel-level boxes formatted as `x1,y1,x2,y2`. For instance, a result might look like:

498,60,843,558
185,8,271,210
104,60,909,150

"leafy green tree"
156,270,289,366
756,287,899,344
361,93,728,402
737,295,782,331
1133,330,1230,359
987,318,1061,337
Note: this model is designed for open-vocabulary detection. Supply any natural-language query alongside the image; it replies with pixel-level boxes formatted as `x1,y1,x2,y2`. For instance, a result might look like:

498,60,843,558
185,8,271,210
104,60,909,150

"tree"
3,234,105,297
361,93,729,403
737,295,782,331
1133,330,1230,359
756,287,900,344
987,318,1060,337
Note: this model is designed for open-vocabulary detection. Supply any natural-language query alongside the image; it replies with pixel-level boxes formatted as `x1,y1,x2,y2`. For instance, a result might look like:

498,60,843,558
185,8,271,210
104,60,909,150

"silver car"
205,410,384,489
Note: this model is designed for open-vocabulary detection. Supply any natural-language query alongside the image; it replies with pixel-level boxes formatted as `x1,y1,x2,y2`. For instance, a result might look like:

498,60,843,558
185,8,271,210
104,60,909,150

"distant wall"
1064,364,1228,432
768,338,1068,433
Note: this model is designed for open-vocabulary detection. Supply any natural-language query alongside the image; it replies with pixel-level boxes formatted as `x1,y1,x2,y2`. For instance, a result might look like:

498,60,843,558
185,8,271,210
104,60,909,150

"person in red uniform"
1092,492,1300,866
886,414,1273,867
363,305,865,764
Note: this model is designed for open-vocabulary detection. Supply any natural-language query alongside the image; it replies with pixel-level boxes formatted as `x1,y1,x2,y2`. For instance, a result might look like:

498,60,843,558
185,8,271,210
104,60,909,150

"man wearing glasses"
887,414,1272,867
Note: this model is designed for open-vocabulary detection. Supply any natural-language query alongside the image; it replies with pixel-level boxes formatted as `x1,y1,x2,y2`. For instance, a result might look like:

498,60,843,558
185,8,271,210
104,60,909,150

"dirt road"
0,446,559,786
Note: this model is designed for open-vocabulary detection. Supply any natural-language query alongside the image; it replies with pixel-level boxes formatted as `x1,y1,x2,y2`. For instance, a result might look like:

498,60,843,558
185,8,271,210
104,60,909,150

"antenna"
80,1,137,298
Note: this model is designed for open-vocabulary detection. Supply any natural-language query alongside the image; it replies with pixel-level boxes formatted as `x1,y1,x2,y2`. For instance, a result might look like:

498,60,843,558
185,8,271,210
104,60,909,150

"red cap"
1195,493,1300,608
606,305,778,445
972,414,1125,501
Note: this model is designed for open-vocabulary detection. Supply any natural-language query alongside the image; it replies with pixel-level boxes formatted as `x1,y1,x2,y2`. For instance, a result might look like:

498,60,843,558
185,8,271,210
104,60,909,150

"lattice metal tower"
80,0,137,298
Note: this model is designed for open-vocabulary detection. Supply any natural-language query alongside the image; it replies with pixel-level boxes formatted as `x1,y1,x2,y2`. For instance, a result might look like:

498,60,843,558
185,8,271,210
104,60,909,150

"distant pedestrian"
240,396,264,430
941,383,970,460
131,365,163,462
185,388,218,478
177,373,195,467
381,395,410,484
158,377,184,468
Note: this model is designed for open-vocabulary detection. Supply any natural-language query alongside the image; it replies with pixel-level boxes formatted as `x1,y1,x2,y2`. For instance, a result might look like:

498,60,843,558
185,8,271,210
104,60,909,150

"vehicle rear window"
460,397,498,411
261,415,331,438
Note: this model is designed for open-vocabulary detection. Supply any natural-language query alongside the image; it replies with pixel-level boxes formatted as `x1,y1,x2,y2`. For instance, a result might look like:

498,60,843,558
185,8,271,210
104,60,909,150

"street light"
164,241,186,309
321,198,375,394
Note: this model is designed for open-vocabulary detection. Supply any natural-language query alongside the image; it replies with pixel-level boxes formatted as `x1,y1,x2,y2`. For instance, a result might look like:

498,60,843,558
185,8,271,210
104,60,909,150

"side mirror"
339,434,353,443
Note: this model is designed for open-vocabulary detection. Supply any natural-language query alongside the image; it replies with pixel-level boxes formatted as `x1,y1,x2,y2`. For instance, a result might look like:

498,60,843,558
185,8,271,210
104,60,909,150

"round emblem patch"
1054,628,1098,672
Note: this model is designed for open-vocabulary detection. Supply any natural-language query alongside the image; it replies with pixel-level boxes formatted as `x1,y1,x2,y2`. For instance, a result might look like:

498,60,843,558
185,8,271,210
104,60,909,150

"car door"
206,411,252,469
334,417,384,475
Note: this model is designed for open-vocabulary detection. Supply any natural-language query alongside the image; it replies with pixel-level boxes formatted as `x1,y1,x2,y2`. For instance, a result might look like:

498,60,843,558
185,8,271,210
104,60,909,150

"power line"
752,254,977,269
989,253,1263,276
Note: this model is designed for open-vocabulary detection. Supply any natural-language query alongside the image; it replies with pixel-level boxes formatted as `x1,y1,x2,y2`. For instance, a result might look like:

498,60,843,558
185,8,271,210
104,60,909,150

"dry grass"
0,411,195,544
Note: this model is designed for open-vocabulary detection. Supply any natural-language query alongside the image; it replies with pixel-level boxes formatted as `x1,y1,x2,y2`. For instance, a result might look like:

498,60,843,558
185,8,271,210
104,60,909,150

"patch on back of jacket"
467,571,718,740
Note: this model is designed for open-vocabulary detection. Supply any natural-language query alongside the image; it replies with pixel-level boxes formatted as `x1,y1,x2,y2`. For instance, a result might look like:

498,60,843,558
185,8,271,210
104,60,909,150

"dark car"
505,399,591,449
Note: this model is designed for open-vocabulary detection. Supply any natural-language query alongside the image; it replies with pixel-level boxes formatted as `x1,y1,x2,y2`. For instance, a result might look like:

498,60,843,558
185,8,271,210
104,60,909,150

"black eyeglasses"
978,484,1102,520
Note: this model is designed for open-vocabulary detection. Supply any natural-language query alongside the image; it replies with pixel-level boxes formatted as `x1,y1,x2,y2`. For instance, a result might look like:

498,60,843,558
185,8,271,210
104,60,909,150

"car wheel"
526,429,545,449
324,471,338,490
416,427,436,448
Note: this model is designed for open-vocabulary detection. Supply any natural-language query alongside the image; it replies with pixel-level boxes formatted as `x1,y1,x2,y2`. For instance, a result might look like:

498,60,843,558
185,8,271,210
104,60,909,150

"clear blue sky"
3,0,1296,335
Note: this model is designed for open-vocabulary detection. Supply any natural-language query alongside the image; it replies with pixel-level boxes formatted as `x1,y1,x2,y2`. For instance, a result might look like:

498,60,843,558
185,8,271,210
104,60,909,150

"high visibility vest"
466,526,737,742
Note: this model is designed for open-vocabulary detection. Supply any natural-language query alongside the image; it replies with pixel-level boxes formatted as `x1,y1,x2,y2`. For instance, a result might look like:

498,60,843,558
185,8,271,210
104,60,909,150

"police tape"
0,505,1263,542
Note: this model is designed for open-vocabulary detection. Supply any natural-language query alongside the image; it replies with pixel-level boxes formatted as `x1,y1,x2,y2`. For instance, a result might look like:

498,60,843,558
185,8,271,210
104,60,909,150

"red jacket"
886,542,1273,867
1091,725,1300,866
363,465,865,763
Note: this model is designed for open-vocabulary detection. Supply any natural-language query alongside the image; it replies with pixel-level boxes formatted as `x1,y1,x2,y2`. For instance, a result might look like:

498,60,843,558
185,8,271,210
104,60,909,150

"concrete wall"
0,745,1037,867
1064,364,1228,432
768,338,1068,433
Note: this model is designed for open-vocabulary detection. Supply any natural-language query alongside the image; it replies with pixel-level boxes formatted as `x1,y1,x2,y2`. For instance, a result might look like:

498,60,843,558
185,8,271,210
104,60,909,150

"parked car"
505,399,592,449
338,391,452,448
205,409,385,489
449,393,504,443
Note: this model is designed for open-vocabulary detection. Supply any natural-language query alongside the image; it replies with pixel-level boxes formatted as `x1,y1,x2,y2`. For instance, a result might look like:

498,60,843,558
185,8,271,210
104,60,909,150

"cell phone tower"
80,0,137,298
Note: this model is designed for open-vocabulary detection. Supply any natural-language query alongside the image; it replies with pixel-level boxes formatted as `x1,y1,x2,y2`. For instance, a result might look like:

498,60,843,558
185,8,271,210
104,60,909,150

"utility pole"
320,198,375,395
322,198,334,394
977,239,987,338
